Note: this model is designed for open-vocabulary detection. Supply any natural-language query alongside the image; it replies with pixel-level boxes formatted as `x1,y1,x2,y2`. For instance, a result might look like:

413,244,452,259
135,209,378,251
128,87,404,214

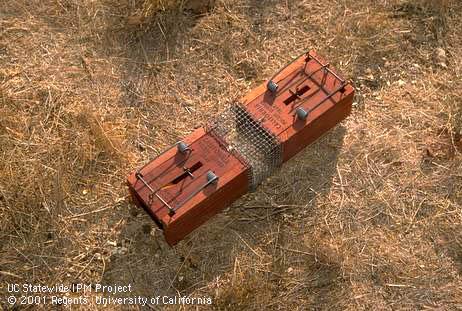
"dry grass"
1,0,461,310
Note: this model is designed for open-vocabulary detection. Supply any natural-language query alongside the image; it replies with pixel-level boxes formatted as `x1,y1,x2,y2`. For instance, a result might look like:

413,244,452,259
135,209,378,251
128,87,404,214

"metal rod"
301,82,347,116
269,51,309,83
173,171,218,212
275,63,327,97
184,166,195,178
153,193,175,215
291,64,340,112
308,53,345,84
135,172,175,214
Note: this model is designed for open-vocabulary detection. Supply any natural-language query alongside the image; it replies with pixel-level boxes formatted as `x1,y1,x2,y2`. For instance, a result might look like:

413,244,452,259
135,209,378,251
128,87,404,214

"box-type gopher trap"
127,50,355,245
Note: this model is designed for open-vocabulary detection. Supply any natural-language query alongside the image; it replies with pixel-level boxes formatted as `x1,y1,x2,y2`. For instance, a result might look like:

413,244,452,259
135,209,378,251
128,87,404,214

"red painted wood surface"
240,50,354,162
127,127,249,245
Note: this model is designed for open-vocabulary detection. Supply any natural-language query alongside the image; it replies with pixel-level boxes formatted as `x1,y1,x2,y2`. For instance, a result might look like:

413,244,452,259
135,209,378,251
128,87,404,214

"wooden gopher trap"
127,50,355,245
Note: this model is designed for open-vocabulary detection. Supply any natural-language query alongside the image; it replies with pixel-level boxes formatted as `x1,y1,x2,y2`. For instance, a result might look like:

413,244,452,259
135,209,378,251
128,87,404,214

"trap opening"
283,85,310,105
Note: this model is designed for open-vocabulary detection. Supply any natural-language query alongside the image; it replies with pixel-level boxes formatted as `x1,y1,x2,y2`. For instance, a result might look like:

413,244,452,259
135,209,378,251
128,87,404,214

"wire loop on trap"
206,102,282,190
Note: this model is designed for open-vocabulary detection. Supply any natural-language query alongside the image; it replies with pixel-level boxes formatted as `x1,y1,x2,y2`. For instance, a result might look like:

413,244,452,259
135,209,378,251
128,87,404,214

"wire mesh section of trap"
206,103,282,190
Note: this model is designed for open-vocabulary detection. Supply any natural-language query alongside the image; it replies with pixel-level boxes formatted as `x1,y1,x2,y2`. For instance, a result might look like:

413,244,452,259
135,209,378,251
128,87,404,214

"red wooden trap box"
128,50,354,245
127,127,249,245
239,50,355,162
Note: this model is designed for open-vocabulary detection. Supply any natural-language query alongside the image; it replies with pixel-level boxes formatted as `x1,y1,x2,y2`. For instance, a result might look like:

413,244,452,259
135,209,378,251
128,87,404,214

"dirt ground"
1,0,461,310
